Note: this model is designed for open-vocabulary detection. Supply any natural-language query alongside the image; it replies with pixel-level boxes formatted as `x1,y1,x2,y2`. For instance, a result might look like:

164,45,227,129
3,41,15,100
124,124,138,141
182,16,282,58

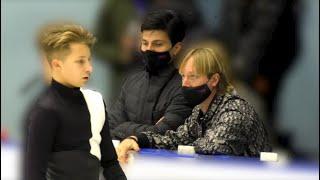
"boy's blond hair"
37,22,96,62
179,47,234,94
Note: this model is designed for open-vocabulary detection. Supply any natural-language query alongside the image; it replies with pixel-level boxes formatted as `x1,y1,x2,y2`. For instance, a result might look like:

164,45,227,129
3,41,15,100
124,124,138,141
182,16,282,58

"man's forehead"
181,58,198,74
140,30,169,41
182,69,198,75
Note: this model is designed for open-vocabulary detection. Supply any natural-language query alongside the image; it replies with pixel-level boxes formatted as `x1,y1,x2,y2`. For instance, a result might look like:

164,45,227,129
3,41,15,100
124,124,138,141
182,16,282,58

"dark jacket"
24,80,126,180
216,0,299,82
109,64,193,140
137,92,272,157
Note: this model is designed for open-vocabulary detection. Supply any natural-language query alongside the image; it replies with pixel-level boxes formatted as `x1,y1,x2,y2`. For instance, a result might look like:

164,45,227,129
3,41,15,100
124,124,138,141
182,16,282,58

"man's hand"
116,136,140,164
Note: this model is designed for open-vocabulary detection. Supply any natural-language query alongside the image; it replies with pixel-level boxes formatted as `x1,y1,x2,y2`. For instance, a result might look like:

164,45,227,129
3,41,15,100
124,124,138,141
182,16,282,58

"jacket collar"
146,63,177,77
192,92,225,122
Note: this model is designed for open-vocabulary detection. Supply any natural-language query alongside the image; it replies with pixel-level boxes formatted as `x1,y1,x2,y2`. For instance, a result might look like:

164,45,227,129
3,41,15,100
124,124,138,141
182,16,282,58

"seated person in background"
23,23,126,180
117,48,272,163
108,9,193,140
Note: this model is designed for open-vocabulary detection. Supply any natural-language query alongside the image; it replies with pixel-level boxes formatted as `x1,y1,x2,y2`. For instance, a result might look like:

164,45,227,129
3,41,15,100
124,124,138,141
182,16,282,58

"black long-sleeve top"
24,79,126,180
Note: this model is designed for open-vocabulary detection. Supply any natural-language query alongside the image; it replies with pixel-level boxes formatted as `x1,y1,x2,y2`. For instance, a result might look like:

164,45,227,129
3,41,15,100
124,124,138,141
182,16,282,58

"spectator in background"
116,48,271,163
202,0,300,148
93,0,147,104
108,9,193,140
275,0,318,160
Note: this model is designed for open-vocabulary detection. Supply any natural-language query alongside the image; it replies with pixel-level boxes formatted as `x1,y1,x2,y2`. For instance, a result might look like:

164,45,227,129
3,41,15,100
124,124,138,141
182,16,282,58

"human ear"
209,73,220,88
172,42,182,56
51,59,62,70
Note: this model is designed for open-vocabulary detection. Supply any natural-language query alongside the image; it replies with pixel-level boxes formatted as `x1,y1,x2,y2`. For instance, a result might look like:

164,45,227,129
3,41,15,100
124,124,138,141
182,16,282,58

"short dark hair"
141,9,186,45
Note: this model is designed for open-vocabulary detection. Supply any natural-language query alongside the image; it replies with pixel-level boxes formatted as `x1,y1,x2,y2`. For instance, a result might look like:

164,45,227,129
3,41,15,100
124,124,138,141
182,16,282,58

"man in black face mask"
108,9,193,140
116,48,272,162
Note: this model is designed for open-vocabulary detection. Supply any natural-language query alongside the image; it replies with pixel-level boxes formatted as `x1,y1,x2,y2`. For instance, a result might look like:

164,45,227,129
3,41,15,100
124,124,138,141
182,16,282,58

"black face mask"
141,50,171,73
182,83,212,107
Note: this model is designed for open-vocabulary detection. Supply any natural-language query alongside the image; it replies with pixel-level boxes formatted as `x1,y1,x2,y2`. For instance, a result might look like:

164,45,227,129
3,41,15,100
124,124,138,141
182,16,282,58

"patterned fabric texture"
141,92,272,157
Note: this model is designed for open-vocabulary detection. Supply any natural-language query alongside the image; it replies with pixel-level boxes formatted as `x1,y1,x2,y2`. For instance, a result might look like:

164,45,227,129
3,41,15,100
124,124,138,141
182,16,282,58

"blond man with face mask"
23,23,126,180
117,48,271,163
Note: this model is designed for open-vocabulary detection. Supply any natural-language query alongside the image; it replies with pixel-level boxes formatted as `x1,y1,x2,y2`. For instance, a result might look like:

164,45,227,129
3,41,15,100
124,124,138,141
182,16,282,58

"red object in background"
1,128,9,142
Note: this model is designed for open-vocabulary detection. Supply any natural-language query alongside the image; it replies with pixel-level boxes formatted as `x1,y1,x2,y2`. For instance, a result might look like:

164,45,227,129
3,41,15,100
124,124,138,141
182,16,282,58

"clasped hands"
116,136,140,164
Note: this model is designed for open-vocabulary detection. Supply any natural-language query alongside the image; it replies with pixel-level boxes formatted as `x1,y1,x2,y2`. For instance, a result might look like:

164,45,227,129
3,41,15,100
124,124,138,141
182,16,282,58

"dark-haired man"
109,9,193,140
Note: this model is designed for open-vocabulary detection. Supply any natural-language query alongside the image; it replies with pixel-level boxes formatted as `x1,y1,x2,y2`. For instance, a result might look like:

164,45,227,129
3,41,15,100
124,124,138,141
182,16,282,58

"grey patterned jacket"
137,92,272,157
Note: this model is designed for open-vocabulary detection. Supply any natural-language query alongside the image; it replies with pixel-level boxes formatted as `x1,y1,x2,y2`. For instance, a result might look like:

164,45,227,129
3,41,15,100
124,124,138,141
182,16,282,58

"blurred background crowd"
1,0,319,162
